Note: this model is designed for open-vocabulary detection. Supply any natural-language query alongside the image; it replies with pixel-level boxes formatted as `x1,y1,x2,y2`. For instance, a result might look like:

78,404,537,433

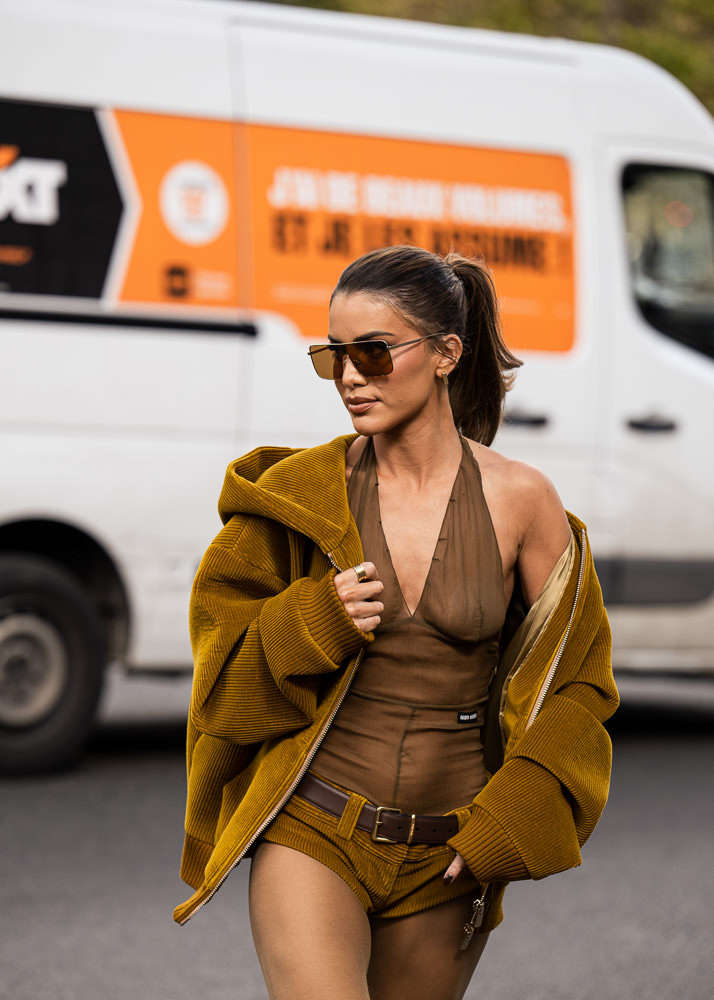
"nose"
339,354,368,386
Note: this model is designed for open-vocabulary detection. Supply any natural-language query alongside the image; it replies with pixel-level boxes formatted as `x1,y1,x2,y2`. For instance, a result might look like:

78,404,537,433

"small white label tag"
457,710,479,724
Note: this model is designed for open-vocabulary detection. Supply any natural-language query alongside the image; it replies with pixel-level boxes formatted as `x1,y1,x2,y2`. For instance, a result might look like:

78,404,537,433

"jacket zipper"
525,527,587,730
179,550,361,925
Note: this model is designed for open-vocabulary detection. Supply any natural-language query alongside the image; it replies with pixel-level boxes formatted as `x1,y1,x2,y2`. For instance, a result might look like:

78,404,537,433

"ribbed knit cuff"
450,755,585,882
447,804,528,882
298,571,370,664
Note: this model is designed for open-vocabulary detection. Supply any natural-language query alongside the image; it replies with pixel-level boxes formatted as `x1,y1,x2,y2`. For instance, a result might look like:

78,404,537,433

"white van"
1,0,713,772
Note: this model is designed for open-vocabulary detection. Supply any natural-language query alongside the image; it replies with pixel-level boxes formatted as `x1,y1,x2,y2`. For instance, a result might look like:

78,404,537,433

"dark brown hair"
331,245,522,445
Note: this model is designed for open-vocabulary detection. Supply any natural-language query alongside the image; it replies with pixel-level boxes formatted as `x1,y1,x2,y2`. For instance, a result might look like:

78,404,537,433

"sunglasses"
307,334,443,380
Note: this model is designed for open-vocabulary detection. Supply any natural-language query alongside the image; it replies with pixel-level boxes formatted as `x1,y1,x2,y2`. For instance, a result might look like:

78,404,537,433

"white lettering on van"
322,171,357,213
267,167,359,213
360,176,444,220
266,167,569,233
0,158,68,225
268,168,320,210
449,185,567,233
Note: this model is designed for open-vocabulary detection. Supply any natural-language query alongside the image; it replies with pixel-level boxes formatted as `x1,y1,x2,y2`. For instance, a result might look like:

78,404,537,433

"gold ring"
353,562,368,583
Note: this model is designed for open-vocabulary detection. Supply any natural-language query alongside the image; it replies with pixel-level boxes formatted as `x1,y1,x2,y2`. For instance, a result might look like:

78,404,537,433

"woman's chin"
348,410,394,436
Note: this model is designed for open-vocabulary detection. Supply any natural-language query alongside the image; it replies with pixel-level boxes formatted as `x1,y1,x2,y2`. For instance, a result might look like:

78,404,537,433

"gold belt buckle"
371,805,402,843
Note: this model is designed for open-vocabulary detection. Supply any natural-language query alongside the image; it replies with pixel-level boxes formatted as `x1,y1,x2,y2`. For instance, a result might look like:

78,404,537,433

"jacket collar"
218,434,361,561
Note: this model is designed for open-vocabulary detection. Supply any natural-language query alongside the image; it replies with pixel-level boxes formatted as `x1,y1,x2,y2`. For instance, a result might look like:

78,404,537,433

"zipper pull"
459,887,487,951
326,551,343,573
459,920,475,951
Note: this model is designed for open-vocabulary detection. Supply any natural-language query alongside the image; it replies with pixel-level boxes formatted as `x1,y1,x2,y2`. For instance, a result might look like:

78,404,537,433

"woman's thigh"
248,841,372,1000
368,896,490,1000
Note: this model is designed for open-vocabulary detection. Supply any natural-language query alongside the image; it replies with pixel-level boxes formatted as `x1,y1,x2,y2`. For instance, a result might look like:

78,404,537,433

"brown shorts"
260,775,495,926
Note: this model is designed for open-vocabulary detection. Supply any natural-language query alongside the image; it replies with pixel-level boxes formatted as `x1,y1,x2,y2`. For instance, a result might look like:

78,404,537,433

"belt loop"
336,792,368,841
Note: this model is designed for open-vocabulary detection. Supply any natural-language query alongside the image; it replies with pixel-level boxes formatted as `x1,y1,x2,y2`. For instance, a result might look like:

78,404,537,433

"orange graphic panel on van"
112,110,239,311
244,124,575,353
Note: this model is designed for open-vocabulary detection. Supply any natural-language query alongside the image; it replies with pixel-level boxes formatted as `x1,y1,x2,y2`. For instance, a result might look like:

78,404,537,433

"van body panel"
1,0,233,117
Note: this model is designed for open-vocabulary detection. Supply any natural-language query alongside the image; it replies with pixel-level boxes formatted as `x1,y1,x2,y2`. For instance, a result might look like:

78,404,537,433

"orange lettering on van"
0,146,20,171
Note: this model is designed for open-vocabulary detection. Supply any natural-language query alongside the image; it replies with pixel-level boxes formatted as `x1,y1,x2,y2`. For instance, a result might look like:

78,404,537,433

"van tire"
0,554,105,774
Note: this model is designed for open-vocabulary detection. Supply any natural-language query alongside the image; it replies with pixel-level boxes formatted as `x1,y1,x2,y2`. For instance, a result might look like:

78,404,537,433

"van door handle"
503,409,549,428
626,414,678,433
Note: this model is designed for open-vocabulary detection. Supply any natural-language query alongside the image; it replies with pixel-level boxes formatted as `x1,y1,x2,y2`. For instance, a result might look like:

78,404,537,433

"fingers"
340,588,384,632
333,562,381,598
443,853,466,884
334,562,384,632
350,609,383,633
347,561,379,585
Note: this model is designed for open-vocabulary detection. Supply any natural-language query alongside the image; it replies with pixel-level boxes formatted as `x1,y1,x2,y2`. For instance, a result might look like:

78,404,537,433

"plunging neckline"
376,451,464,618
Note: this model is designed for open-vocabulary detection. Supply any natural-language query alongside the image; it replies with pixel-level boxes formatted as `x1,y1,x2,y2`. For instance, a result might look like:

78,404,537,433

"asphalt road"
1,672,713,1000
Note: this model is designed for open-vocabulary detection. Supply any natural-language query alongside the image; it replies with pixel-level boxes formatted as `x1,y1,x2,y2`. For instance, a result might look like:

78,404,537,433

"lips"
345,395,377,414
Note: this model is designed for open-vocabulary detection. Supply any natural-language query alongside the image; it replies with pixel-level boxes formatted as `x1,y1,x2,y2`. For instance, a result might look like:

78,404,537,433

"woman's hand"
443,852,467,884
334,561,384,633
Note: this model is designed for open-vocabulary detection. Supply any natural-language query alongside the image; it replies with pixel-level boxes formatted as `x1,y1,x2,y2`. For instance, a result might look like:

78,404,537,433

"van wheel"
0,554,105,774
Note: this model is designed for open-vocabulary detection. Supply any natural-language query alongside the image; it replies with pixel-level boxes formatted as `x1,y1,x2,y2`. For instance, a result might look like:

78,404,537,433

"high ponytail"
444,253,522,445
331,245,521,445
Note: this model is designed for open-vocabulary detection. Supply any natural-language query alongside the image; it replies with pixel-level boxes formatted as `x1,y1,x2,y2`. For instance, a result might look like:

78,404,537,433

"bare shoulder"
466,439,563,517
466,438,570,557
466,438,571,603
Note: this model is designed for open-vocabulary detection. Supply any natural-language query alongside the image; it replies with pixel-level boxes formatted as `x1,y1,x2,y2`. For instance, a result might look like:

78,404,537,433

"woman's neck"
370,412,463,489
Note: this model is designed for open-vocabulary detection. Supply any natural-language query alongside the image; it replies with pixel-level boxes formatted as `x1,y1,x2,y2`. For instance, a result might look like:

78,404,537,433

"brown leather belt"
295,772,459,845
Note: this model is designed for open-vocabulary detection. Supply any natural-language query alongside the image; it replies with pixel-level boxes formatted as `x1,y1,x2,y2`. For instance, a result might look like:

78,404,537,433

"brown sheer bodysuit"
311,436,506,815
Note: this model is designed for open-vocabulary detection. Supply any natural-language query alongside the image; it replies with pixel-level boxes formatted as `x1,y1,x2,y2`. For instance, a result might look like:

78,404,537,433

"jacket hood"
218,434,359,554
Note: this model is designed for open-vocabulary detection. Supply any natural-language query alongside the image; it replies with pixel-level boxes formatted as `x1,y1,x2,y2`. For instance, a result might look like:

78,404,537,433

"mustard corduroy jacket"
173,434,618,927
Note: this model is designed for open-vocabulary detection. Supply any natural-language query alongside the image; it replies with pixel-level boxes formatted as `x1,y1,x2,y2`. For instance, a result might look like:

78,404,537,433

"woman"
174,246,618,1000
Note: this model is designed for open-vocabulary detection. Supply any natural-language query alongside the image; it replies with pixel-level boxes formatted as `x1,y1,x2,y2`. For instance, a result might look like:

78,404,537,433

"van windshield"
623,164,714,360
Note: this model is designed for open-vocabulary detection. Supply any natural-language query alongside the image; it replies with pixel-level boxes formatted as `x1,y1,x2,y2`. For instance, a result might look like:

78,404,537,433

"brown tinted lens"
308,345,341,379
350,341,392,376
308,341,392,379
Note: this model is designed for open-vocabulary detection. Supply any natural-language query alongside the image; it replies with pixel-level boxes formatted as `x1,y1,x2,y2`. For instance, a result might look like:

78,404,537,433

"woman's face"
328,292,450,437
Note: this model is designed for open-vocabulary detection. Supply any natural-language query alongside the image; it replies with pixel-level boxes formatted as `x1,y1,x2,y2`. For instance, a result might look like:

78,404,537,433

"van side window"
622,164,714,360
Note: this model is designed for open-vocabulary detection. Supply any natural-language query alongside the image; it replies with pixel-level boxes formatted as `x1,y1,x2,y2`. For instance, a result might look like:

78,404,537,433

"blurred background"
1,0,713,997
275,0,714,118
